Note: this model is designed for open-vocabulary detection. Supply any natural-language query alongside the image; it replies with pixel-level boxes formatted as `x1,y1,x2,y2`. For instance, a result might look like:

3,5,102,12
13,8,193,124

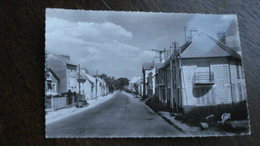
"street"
46,91,184,137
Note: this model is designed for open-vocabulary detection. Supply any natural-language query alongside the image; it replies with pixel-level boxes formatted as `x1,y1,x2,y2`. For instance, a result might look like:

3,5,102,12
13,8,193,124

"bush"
177,101,249,127
145,97,170,112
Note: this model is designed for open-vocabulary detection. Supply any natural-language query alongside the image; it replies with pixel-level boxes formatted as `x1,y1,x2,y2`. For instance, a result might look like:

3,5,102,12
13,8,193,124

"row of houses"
140,32,247,113
45,53,109,100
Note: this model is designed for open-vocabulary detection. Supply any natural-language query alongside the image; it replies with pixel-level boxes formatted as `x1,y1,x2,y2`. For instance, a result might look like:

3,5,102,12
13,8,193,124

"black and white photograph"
45,8,250,138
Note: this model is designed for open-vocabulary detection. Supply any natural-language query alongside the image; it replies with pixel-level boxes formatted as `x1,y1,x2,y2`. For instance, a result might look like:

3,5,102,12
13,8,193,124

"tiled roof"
46,68,60,82
46,53,70,80
158,32,241,70
154,63,164,71
181,32,241,59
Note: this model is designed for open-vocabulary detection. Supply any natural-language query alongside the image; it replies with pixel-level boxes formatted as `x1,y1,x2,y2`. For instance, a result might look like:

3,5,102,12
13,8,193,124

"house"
46,53,79,95
66,63,78,93
142,62,155,97
137,78,144,96
45,68,59,96
76,69,95,100
96,77,108,97
82,72,96,100
156,32,246,113
128,77,141,93
45,52,109,100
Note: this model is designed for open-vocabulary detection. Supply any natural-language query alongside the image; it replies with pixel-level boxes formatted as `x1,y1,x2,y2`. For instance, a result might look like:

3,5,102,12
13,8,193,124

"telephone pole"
95,70,98,100
78,64,81,94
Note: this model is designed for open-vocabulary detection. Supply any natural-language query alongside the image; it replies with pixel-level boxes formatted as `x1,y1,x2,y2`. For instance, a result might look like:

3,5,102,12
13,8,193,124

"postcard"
45,8,250,138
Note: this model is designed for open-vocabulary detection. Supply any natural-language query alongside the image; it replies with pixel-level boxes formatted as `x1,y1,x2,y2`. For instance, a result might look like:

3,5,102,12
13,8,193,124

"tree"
99,73,117,92
116,77,129,90
98,74,129,91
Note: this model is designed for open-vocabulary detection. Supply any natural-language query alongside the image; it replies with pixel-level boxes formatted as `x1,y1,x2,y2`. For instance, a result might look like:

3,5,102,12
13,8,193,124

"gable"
181,33,231,58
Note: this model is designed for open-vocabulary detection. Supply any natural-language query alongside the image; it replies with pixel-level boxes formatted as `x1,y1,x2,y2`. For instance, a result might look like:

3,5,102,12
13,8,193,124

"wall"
181,58,239,107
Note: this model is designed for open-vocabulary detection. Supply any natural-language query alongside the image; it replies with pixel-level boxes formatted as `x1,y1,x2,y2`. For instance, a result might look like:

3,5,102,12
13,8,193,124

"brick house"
156,32,246,113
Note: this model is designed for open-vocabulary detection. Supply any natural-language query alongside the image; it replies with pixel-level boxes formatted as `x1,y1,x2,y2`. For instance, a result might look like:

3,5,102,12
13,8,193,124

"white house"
46,53,80,95
96,77,108,97
142,63,155,97
128,77,141,92
156,32,247,113
66,63,78,93
45,68,59,96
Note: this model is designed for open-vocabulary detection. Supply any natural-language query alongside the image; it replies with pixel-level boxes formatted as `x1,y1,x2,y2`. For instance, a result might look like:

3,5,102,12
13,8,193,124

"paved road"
46,91,184,137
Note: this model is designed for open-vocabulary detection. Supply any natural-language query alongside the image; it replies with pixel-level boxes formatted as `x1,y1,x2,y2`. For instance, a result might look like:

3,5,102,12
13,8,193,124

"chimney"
173,41,178,54
217,32,226,44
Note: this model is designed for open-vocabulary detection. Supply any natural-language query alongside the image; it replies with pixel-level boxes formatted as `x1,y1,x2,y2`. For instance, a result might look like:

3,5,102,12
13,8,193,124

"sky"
45,9,240,79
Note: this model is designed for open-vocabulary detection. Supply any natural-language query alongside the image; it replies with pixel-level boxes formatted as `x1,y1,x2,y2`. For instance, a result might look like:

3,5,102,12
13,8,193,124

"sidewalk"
157,111,235,137
45,92,116,124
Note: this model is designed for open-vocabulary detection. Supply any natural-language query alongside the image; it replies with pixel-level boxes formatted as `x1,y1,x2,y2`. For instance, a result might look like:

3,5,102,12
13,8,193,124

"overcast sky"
45,8,239,79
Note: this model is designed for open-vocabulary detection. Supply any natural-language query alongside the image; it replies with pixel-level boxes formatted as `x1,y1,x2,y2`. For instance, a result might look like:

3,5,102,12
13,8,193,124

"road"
46,91,184,137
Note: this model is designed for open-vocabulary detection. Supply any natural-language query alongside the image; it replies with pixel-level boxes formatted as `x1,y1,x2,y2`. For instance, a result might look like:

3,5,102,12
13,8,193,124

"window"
47,81,52,91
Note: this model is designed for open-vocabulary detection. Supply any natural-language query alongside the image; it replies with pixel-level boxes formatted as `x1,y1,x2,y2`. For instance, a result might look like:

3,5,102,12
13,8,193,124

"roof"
142,62,154,70
181,32,241,59
154,63,164,71
46,53,71,80
85,73,96,83
159,32,241,70
46,68,60,82
78,71,95,85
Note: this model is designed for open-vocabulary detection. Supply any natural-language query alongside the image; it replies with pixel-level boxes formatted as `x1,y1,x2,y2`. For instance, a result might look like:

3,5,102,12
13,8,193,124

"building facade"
45,68,59,96
142,63,155,97
156,32,247,113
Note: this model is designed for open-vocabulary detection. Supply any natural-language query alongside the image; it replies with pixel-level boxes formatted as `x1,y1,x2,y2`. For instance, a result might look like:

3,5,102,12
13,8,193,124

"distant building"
137,78,144,96
97,77,108,97
142,62,155,97
128,77,141,92
78,69,95,100
156,32,246,113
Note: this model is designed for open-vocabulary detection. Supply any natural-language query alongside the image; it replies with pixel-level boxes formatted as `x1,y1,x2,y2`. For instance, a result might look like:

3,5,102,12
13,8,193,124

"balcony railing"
193,72,214,85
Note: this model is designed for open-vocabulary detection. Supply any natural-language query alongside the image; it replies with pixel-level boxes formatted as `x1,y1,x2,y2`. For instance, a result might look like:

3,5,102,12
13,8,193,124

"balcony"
193,72,214,85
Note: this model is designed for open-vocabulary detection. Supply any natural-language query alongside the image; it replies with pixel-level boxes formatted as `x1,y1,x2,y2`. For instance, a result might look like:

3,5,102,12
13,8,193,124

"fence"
45,95,84,111
45,96,68,110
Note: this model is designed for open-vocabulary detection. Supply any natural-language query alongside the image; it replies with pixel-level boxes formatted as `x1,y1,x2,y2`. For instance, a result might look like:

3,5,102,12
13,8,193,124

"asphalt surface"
46,91,184,137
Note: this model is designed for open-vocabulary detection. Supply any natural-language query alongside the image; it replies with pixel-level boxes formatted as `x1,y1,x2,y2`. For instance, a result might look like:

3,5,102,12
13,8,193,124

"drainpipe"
228,58,234,104
78,64,81,94
178,49,182,113
51,95,54,112
170,59,174,114
95,70,98,100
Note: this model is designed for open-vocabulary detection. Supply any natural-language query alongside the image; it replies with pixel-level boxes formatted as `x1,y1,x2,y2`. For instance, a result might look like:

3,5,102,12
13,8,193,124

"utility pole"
78,64,81,94
184,26,187,42
95,70,98,100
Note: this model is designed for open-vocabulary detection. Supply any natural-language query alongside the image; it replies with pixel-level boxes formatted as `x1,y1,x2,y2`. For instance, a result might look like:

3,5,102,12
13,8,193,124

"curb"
156,112,187,134
143,101,187,135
